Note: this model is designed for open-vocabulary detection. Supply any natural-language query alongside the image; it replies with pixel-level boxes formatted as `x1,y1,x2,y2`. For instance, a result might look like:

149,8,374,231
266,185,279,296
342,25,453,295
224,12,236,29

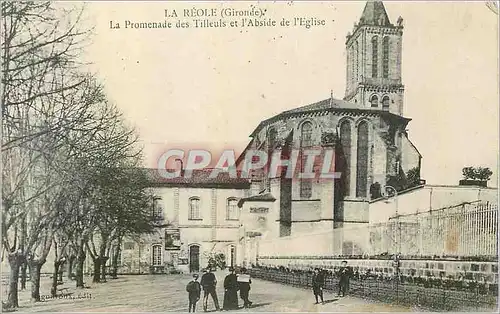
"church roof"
359,1,392,26
249,97,411,137
143,168,250,189
282,97,357,114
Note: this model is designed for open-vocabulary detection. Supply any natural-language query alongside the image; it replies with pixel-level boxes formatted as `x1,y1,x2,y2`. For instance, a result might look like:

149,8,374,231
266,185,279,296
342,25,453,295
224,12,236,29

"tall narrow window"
300,122,313,147
370,95,379,108
356,121,369,198
152,197,163,221
226,198,239,220
372,36,378,78
300,176,312,198
383,37,390,78
268,128,277,148
266,127,277,189
382,96,390,110
152,245,162,266
300,121,313,198
188,197,201,220
340,120,352,196
349,46,353,86
354,41,359,82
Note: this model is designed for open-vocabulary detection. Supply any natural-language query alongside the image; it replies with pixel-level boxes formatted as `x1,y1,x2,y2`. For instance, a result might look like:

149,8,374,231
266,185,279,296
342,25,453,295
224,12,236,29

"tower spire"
359,1,392,26
343,0,405,115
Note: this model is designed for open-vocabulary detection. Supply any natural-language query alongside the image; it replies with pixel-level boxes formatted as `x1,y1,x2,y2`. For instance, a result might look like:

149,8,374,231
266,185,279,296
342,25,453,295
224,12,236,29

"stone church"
237,0,420,235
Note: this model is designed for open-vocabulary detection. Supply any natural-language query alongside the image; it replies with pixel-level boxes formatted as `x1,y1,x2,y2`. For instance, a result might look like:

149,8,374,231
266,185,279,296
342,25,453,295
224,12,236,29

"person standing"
338,261,351,297
223,267,239,310
186,273,202,313
237,267,253,308
200,268,220,312
312,268,325,304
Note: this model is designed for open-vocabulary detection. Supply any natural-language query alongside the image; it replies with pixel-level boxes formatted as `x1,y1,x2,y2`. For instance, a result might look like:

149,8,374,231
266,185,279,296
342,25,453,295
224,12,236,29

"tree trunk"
28,259,44,302
67,255,75,279
92,258,101,283
5,252,24,309
20,261,28,290
100,257,109,282
75,248,86,288
58,261,64,282
111,246,121,279
50,261,62,297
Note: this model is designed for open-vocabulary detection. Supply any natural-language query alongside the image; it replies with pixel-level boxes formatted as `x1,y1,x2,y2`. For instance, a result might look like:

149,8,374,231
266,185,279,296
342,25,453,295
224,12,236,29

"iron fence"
249,267,498,311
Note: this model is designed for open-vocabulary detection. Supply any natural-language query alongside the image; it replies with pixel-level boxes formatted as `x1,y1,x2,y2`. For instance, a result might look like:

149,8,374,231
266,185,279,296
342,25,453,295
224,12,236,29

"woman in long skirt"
223,267,239,310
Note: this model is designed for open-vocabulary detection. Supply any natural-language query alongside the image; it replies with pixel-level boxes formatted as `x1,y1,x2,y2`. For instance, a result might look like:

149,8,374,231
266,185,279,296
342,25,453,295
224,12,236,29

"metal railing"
249,267,498,311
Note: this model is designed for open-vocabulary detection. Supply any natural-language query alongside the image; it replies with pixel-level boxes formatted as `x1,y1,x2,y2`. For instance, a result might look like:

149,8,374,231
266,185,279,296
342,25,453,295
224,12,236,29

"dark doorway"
230,246,235,268
189,245,200,273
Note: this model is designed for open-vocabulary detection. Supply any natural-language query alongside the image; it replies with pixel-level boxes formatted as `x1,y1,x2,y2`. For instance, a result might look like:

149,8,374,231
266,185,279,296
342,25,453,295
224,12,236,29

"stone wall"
369,185,498,224
256,257,499,284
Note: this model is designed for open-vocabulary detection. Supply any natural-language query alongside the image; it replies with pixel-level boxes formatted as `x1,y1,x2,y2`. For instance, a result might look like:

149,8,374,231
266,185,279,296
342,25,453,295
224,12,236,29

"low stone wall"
257,256,499,284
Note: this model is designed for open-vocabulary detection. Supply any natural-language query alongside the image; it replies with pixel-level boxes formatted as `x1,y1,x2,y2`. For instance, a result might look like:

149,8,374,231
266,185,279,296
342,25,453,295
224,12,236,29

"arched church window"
300,121,313,147
268,127,277,148
299,121,313,199
382,96,390,110
356,121,369,198
370,95,379,108
372,36,378,78
383,37,390,78
339,120,352,196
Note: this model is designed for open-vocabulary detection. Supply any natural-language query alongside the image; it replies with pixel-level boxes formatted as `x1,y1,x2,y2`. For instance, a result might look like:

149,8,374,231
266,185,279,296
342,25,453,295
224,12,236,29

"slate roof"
282,97,357,114
249,97,411,137
144,168,250,189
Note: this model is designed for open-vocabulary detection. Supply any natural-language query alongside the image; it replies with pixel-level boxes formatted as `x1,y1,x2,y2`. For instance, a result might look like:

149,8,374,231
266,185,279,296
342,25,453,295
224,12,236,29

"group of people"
185,267,253,312
186,261,353,312
311,261,353,304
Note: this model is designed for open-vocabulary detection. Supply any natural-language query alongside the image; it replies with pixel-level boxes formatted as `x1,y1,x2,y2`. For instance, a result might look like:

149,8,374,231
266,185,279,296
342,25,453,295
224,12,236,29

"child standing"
186,273,201,312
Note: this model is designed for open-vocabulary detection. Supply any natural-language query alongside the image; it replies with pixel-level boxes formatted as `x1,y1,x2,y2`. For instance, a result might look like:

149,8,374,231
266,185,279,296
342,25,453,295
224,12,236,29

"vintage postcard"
1,0,499,312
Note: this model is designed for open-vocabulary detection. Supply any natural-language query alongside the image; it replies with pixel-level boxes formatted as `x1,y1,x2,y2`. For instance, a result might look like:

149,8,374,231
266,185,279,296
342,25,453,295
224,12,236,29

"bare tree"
1,1,91,307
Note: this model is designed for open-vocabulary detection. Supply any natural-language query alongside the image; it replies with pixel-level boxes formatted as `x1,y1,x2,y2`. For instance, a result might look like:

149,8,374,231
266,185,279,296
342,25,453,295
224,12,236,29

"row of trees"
2,2,156,309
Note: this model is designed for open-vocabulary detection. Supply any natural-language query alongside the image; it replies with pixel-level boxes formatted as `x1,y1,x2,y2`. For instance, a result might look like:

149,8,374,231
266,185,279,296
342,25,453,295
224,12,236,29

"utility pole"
383,185,401,279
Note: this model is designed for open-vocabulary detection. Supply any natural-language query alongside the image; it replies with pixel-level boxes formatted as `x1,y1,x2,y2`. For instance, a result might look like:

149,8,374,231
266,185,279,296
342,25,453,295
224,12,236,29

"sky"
79,1,498,187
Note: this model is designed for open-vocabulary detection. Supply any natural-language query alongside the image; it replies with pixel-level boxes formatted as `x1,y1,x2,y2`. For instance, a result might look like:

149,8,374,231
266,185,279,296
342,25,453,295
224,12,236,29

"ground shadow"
321,299,338,304
246,302,272,309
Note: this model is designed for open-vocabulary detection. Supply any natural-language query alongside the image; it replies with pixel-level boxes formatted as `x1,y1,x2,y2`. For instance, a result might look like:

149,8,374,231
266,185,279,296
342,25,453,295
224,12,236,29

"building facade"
114,169,250,274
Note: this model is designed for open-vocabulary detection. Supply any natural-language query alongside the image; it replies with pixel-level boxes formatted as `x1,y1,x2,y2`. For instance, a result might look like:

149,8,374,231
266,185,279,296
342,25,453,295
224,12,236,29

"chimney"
330,90,335,106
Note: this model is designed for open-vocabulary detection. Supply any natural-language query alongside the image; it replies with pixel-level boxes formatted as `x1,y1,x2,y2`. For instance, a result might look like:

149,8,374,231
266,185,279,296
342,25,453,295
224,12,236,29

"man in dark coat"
186,273,202,312
312,268,325,304
200,268,220,312
223,267,239,310
237,267,253,308
338,261,351,297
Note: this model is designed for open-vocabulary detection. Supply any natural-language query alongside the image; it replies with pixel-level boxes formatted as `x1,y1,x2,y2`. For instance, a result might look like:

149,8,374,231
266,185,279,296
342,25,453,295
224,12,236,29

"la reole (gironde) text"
109,6,326,29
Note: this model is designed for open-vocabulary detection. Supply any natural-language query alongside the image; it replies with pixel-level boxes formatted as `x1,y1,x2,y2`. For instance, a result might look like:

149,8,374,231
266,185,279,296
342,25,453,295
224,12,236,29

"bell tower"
344,1,405,116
